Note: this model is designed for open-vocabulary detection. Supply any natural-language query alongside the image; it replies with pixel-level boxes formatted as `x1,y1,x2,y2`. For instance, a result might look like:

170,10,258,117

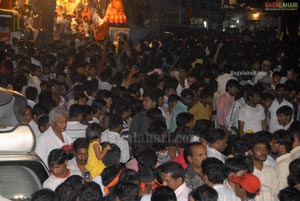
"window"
0,160,49,200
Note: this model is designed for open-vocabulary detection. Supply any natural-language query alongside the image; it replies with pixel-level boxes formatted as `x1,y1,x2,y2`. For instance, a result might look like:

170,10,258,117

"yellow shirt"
189,101,212,124
86,141,106,179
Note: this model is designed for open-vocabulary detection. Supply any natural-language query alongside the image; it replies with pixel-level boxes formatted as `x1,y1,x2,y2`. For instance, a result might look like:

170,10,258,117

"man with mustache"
247,134,279,197
68,138,89,175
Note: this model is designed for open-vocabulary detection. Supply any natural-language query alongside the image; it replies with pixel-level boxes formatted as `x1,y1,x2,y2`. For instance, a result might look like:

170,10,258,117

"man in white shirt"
43,149,81,191
275,106,293,131
35,108,73,167
202,158,239,201
269,84,293,133
29,103,48,138
229,173,261,201
28,64,42,93
66,104,87,140
159,162,191,201
67,138,89,175
206,129,228,163
238,86,266,135
25,86,38,109
247,134,279,196
101,115,130,163
270,130,292,190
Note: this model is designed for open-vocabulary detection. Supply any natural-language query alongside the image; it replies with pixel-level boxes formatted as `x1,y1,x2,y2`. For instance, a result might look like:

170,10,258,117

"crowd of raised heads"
0,27,300,201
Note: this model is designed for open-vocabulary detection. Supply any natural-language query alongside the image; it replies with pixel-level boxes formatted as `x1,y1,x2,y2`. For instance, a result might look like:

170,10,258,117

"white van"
0,122,49,199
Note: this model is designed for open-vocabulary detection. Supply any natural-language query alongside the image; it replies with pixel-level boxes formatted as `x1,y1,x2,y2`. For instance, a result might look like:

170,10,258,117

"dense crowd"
0,24,300,201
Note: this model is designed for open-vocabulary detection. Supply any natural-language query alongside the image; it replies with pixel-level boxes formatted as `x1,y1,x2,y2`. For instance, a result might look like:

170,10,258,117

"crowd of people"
15,1,110,42
0,24,300,201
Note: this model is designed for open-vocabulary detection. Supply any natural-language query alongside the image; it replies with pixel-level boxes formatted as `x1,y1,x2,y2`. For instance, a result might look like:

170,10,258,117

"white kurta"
35,127,73,166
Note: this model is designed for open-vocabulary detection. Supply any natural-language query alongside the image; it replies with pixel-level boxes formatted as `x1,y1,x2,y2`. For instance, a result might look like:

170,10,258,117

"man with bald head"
184,142,207,190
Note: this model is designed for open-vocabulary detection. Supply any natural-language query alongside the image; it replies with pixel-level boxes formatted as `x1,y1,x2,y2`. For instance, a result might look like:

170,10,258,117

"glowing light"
204,21,207,28
236,19,239,24
253,13,259,18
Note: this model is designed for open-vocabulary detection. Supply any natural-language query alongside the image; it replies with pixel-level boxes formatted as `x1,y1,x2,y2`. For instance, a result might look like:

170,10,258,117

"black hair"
102,165,122,186
72,84,86,98
287,173,300,187
261,92,275,101
289,158,300,175
180,88,194,98
143,89,160,106
272,129,293,152
194,119,212,137
119,169,141,186
291,126,300,144
275,83,285,91
190,185,218,201
112,182,140,201
288,158,300,187
232,135,250,157
278,187,300,201
146,108,164,124
96,89,113,99
136,149,157,168
139,165,155,184
205,129,226,144
168,94,180,103
225,79,239,91
246,85,261,100
86,123,102,141
111,99,130,116
55,175,82,201
31,189,56,201
272,71,281,78
245,191,257,199
276,106,293,116
109,115,123,130
102,143,121,167
85,79,99,96
48,149,67,168
146,123,169,151
42,99,56,113
91,98,106,114
184,142,203,164
151,186,177,201
78,181,103,201
12,74,27,92
25,86,38,101
73,138,89,152
47,79,59,91
199,88,214,100
176,112,193,128
159,161,185,180
201,158,225,184
69,104,83,119
224,156,253,176
74,93,88,101
247,133,270,151
32,103,49,117
164,77,178,92
38,91,53,105
38,115,49,132
81,104,92,121
173,127,192,149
